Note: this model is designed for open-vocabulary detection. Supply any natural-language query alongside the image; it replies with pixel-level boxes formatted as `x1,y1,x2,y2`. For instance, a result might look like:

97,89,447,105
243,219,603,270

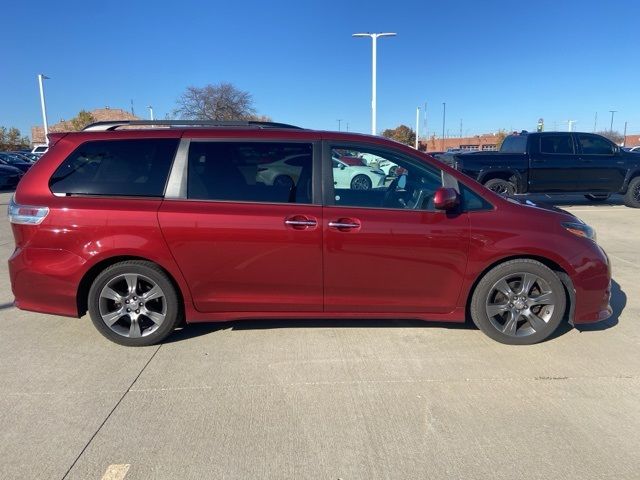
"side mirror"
339,164,346,170
433,187,460,211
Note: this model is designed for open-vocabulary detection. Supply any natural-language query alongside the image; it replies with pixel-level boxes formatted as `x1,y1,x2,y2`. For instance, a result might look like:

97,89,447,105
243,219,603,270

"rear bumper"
8,246,85,317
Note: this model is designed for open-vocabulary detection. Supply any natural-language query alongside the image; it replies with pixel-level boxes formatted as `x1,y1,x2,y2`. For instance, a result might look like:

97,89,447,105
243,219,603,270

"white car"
629,146,640,153
256,154,306,187
357,152,400,176
332,157,386,190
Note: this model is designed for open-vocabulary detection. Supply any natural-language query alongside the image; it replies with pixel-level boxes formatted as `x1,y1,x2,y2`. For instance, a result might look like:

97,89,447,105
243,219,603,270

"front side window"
330,146,453,211
577,134,615,155
540,134,574,154
187,142,313,204
49,139,179,196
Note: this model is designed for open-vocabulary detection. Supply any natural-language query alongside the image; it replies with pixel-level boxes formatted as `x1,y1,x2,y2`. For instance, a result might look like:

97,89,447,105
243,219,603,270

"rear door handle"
284,215,317,230
579,157,594,163
328,218,361,231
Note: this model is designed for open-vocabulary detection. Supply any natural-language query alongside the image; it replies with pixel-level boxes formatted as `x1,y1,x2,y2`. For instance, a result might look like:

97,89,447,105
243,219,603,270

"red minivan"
8,121,612,346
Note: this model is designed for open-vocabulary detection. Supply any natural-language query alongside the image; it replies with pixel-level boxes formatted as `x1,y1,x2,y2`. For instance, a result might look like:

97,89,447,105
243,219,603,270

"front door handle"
328,218,361,231
284,215,317,230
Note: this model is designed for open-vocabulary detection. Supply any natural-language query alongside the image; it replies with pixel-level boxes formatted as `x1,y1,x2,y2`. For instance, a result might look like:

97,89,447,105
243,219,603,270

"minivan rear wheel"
470,259,566,345
88,260,182,346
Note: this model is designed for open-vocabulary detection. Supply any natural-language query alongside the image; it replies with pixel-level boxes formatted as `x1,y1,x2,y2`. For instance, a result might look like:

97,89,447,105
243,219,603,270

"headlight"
562,222,596,241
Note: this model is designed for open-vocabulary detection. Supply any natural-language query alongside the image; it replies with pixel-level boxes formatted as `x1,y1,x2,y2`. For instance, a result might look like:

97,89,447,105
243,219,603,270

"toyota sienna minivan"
8,121,612,346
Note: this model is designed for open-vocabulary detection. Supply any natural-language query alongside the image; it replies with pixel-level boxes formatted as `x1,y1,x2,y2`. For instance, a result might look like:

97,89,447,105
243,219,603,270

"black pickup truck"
447,131,640,207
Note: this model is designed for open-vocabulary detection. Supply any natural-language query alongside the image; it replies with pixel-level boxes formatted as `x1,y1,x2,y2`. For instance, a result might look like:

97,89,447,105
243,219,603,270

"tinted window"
330,146,446,211
500,136,527,153
540,134,574,154
50,139,178,196
187,142,313,204
577,134,615,155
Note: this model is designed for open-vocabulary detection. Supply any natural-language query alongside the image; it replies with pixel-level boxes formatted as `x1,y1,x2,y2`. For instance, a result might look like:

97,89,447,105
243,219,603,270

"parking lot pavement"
0,191,638,480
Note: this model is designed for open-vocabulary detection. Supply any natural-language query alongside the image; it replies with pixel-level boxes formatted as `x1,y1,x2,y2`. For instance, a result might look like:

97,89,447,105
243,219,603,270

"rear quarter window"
49,139,179,197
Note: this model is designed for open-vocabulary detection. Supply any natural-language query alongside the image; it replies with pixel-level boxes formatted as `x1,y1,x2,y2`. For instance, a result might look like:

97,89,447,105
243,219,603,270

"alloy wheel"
485,272,557,338
98,273,167,338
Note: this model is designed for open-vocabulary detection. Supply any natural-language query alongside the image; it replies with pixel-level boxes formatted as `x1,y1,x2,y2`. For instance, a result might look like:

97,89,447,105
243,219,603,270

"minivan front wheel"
88,260,182,346
470,259,566,345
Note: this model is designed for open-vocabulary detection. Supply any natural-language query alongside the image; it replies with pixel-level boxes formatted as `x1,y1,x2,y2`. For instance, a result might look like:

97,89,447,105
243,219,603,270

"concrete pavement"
0,191,638,479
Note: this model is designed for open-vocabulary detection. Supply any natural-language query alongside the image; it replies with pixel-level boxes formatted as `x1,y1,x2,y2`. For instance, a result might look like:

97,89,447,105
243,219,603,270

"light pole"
609,110,617,132
441,102,446,150
147,105,154,121
415,107,420,149
38,74,50,145
352,32,396,135
337,119,342,131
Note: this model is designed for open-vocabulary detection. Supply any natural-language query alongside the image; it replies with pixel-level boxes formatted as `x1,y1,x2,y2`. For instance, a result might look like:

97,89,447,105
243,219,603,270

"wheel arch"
464,254,575,326
76,255,186,318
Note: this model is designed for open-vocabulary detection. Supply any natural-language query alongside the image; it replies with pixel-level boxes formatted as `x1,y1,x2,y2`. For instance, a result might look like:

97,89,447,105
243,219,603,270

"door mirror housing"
433,187,460,211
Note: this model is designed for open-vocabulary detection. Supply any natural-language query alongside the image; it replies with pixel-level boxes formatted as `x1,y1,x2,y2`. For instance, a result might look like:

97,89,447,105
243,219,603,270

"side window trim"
165,138,190,199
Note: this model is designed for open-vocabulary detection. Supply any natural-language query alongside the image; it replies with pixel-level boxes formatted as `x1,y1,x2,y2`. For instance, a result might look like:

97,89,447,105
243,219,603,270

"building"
31,107,140,145
624,134,640,147
419,133,501,153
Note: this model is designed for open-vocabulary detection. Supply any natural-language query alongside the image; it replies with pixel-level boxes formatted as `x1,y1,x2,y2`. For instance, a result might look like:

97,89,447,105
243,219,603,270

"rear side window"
540,134,574,154
500,136,527,153
187,142,313,204
49,139,179,197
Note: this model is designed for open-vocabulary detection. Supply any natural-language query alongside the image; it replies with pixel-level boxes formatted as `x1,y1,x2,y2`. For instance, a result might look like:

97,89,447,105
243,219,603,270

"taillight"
8,196,49,225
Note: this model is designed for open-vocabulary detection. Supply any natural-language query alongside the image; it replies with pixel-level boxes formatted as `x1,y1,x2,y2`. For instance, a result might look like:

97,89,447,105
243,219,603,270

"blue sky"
2,0,639,140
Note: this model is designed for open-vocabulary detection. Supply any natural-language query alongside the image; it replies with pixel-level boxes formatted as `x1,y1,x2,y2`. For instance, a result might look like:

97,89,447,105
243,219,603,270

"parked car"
0,153,32,173
10,151,39,162
332,156,386,189
0,164,23,189
451,131,640,207
31,145,48,155
8,120,611,347
255,154,308,187
628,146,640,153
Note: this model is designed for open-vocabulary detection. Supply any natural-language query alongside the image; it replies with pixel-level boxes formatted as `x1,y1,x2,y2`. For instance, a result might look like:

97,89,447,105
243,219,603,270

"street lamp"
37,74,50,145
147,105,154,121
352,32,397,135
609,110,617,132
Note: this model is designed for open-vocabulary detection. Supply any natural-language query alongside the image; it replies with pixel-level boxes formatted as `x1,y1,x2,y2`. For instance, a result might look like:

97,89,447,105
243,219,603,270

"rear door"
321,142,470,314
528,133,580,192
158,137,323,313
574,133,626,192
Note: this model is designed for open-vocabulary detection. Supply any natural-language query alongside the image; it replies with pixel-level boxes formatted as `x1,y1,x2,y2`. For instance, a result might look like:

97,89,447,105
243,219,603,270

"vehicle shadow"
166,280,626,344
164,317,475,344
574,279,625,333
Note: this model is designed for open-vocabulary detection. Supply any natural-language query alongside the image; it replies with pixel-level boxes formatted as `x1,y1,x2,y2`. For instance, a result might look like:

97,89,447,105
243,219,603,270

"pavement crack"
60,345,162,480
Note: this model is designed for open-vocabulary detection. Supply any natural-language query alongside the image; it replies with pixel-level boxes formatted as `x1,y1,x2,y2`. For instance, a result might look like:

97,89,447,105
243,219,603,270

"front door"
322,143,470,314
575,133,627,192
159,139,323,312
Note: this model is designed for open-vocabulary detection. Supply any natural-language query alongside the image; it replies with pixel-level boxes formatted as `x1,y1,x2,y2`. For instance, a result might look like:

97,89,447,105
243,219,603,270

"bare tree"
596,130,624,145
173,83,257,121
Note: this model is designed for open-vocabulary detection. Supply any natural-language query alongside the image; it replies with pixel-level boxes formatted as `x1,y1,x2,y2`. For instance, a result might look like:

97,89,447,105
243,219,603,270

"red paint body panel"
7,128,612,329
323,206,469,313
158,200,323,312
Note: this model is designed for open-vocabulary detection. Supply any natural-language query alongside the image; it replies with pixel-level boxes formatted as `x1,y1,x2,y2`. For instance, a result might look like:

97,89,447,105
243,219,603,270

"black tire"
484,178,516,196
623,177,640,208
350,174,372,190
88,260,182,346
585,194,610,202
470,259,566,345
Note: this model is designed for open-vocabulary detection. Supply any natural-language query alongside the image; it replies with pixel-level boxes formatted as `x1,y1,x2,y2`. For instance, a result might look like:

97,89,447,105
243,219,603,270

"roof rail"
82,120,303,131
